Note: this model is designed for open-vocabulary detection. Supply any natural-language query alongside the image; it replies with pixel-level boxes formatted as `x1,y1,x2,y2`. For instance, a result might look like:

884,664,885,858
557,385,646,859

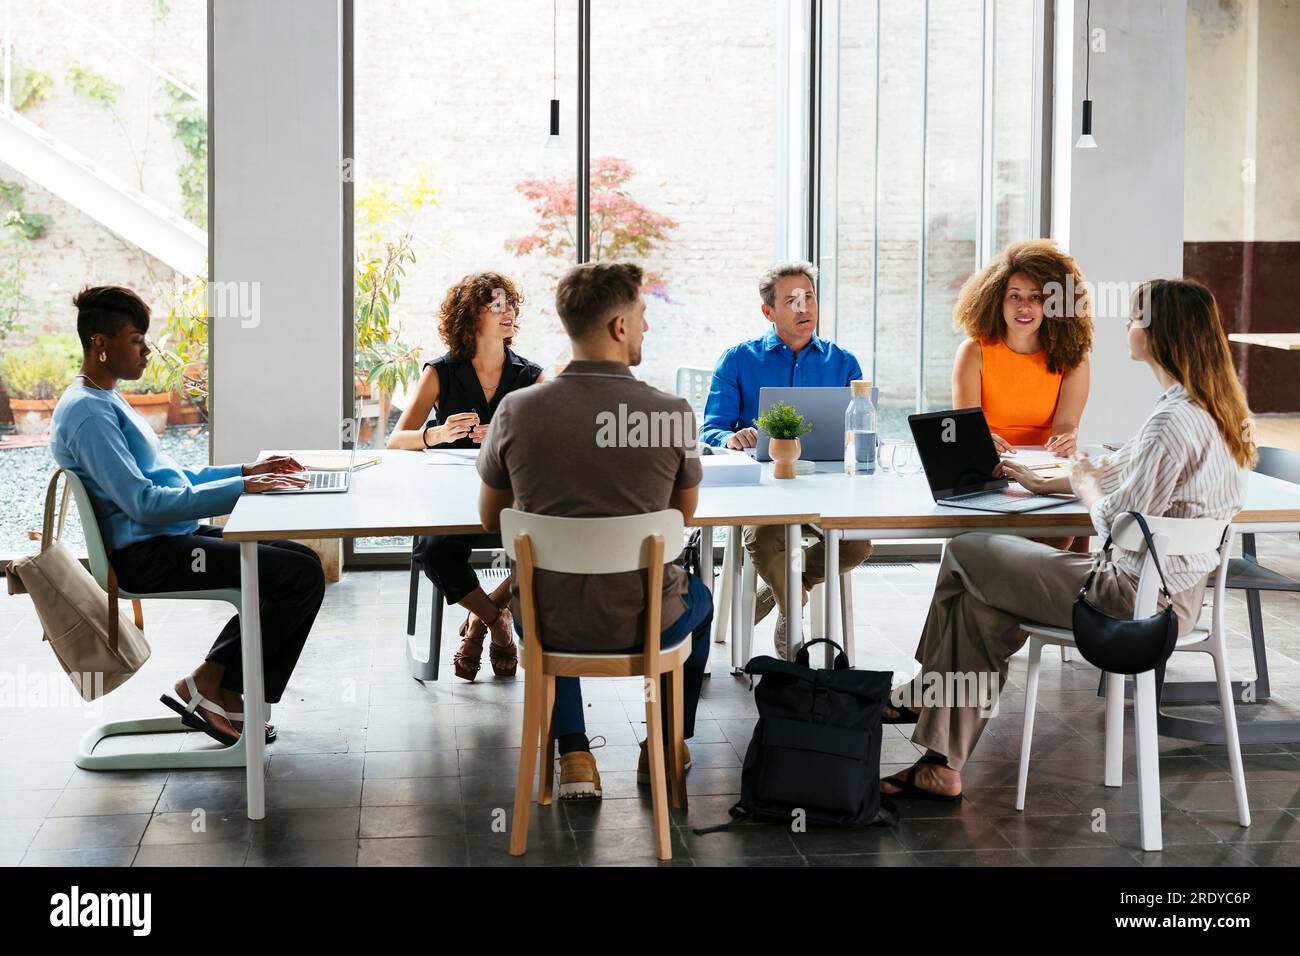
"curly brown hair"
952,239,1093,374
437,271,524,359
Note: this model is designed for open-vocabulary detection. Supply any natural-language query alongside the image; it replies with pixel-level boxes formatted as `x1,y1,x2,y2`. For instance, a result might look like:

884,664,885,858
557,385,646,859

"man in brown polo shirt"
477,261,712,799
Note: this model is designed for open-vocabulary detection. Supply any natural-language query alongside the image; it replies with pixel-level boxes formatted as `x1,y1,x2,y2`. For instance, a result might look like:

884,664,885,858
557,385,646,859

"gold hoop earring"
99,351,107,363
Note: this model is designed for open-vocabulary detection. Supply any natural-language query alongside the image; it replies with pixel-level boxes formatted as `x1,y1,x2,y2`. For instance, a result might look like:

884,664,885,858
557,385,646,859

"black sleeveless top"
424,347,543,449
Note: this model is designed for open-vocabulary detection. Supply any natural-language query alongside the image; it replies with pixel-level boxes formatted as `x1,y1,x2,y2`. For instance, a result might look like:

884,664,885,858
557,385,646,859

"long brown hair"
1133,278,1257,468
437,271,523,359
952,239,1093,374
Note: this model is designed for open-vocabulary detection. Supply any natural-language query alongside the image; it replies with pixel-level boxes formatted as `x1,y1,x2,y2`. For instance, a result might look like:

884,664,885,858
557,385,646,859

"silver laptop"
753,386,877,462
908,408,1073,514
267,444,356,495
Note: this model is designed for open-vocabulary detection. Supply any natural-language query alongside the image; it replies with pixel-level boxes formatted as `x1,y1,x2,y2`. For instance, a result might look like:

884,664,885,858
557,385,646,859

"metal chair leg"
406,557,420,637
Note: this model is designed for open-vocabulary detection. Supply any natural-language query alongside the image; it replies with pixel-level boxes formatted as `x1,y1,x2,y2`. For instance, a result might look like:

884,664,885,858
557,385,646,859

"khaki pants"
907,533,1208,771
742,523,874,639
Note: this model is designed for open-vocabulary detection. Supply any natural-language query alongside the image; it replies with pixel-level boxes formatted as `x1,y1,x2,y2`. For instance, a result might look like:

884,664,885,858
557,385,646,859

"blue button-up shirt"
699,326,864,446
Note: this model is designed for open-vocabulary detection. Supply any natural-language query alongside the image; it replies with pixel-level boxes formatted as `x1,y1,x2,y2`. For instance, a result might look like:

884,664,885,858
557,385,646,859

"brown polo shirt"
477,360,703,651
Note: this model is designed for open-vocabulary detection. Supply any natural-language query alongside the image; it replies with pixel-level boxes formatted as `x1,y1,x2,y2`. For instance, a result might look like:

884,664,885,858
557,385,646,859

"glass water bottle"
844,380,878,476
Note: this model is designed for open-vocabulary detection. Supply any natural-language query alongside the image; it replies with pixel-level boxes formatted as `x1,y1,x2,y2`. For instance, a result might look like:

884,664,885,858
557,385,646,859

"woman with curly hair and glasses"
388,271,543,681
951,238,1094,551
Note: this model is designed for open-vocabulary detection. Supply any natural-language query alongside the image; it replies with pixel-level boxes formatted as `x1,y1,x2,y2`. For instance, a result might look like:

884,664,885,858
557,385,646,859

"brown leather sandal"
453,613,487,682
487,606,517,678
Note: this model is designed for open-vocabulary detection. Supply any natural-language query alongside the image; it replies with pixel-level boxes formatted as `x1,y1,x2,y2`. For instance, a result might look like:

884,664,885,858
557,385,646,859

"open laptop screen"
908,408,1007,499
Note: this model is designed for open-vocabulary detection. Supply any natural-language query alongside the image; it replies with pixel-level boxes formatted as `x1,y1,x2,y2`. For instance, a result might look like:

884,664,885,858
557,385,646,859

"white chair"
1014,514,1250,852
58,471,255,771
502,508,690,861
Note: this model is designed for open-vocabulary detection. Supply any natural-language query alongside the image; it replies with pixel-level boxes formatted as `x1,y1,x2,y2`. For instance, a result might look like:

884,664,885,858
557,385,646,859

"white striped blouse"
1089,383,1247,594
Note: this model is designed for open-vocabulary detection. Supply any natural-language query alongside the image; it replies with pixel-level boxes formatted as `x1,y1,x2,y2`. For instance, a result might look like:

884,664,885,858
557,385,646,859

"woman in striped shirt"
881,278,1256,802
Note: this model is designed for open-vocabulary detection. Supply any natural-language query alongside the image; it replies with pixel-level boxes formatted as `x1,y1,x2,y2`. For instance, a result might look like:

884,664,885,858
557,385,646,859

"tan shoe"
636,739,692,785
558,750,602,800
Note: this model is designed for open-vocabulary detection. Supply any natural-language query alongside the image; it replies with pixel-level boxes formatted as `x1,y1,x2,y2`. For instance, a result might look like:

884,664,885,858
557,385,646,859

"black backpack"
698,639,894,832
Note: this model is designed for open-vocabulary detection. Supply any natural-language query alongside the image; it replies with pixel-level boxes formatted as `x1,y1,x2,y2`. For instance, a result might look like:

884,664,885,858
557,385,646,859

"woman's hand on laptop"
726,427,758,450
990,432,1015,455
243,473,309,494
242,455,305,477
996,459,1052,494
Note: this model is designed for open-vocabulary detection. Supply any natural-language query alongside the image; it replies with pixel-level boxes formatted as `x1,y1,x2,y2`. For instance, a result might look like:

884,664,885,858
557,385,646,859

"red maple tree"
505,156,677,299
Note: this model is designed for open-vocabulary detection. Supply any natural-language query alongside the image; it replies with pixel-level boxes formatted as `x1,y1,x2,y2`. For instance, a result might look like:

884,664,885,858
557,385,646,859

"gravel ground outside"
0,425,210,559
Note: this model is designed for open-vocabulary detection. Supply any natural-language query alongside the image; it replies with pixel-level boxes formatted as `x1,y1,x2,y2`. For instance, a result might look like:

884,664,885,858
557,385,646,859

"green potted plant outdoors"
144,270,209,426
117,375,171,434
0,334,78,435
754,401,812,479
353,172,436,445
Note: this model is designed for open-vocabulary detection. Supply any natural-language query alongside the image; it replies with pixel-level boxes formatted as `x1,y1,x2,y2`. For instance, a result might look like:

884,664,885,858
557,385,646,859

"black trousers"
413,533,503,605
109,525,325,703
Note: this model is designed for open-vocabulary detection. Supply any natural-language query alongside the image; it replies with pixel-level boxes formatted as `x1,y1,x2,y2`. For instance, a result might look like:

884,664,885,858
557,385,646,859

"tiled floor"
2,534,1300,867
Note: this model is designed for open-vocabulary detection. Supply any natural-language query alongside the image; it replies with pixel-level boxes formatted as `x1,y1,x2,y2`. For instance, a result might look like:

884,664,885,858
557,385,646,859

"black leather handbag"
1072,512,1179,675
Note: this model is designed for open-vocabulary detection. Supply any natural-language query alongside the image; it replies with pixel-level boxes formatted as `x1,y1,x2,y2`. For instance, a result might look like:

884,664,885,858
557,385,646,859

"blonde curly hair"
952,239,1093,374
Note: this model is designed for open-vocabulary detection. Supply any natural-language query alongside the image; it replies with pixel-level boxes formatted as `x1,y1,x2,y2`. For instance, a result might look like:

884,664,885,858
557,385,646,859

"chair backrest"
500,509,684,573
675,366,713,423
1110,514,1231,619
58,470,113,592
1256,446,1300,486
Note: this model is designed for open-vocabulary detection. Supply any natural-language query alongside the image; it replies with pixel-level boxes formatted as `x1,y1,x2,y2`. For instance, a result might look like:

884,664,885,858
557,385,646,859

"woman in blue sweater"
50,286,325,747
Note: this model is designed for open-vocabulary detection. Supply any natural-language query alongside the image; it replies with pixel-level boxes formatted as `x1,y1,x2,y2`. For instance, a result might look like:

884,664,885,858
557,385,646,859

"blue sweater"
49,383,244,551
699,327,864,446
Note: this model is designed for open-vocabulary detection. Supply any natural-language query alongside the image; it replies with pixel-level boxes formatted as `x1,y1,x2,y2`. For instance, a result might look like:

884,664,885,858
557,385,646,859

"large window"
822,0,1043,439
589,0,780,394
346,0,1045,559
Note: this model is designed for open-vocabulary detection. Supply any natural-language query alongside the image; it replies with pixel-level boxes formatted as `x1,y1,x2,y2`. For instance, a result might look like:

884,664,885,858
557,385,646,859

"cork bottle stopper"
851,380,872,398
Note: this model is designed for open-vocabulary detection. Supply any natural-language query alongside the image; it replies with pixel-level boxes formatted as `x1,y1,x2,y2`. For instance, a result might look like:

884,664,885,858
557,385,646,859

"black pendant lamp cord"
1084,0,1091,99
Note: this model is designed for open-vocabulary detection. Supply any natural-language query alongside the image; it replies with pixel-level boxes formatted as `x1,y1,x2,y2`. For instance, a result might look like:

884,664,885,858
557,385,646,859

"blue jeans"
516,572,714,743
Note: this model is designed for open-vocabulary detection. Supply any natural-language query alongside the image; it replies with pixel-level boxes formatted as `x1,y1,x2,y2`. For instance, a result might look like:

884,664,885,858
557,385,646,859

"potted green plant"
145,269,208,426
0,334,78,435
754,401,812,479
117,375,171,434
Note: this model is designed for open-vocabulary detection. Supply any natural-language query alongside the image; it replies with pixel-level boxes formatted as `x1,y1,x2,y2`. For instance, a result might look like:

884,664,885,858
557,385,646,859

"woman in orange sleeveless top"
952,239,1093,549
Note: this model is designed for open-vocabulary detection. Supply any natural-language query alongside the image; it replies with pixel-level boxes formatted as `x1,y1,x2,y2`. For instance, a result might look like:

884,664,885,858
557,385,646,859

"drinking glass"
877,439,901,475
895,442,923,476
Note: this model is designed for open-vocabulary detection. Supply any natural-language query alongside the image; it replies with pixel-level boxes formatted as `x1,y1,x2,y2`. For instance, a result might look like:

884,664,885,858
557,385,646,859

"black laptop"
907,408,1075,514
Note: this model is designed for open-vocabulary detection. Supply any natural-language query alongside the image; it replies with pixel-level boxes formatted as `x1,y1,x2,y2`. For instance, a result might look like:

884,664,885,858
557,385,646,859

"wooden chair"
1014,514,1248,852
502,508,690,861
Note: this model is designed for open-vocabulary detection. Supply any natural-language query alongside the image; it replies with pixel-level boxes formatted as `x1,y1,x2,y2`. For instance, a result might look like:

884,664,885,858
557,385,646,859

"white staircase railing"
0,0,208,276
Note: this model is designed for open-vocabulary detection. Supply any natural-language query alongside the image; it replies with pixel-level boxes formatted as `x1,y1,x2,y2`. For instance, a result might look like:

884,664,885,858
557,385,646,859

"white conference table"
221,448,1300,818
221,448,816,819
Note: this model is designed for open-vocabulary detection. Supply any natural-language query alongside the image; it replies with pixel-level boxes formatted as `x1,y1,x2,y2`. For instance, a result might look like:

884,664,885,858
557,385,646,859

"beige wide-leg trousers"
909,533,1207,771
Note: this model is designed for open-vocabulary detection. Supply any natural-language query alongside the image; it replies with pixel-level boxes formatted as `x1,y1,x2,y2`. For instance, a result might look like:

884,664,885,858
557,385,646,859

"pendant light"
1076,0,1097,149
545,0,563,149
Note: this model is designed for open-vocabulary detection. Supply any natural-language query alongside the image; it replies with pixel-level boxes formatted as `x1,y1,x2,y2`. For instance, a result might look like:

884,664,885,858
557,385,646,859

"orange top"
979,339,1063,446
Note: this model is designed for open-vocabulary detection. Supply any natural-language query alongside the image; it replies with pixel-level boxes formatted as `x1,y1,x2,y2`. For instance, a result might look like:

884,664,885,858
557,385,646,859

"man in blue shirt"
700,262,873,658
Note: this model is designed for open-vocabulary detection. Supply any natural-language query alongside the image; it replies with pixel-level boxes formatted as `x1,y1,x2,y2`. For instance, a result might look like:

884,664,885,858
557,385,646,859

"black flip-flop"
881,754,963,803
160,693,239,747
883,703,921,725
160,690,277,745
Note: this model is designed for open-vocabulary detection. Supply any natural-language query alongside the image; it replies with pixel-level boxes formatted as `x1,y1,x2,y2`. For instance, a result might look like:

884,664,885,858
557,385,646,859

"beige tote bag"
5,471,150,700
